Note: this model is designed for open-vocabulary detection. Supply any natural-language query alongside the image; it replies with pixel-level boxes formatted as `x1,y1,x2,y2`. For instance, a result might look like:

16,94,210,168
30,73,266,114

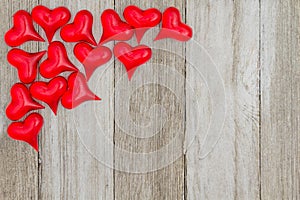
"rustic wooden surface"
261,1,300,199
186,1,260,199
0,0,299,199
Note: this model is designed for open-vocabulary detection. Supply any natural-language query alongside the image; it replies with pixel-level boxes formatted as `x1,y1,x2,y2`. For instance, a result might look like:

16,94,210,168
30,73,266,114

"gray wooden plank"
261,0,300,199
36,1,114,199
186,0,260,199
113,1,186,199
0,1,39,200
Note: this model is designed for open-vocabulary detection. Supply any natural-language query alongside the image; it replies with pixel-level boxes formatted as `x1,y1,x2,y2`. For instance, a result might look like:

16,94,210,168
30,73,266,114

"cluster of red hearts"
4,5,193,151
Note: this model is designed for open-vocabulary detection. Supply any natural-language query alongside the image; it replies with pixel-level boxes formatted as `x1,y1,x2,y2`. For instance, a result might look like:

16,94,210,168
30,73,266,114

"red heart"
113,42,152,80
7,113,43,151
30,76,68,115
74,42,112,81
5,10,44,47
32,5,71,42
123,5,161,43
40,41,78,79
7,49,46,84
60,10,97,46
61,72,100,109
154,7,192,42
99,9,134,44
6,83,44,121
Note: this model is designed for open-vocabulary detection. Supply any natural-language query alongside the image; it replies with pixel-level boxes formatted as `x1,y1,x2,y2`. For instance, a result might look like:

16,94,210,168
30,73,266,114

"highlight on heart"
4,5,193,151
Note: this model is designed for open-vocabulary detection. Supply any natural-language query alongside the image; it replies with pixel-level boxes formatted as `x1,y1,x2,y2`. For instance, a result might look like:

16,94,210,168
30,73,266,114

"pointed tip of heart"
135,29,147,44
32,33,45,43
154,30,166,41
50,106,58,115
37,36,45,42
87,91,101,101
84,35,97,46
85,72,92,82
127,68,137,81
85,68,97,82
136,37,142,44
98,36,107,45
89,38,97,46
94,95,101,101
45,33,55,43
29,138,39,152
31,102,45,110
9,135,39,152
27,101,45,111
72,66,79,72
37,50,47,58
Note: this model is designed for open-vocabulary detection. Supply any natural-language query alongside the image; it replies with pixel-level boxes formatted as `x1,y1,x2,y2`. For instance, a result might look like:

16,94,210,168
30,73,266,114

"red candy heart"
60,10,97,46
3,6,194,151
61,72,100,109
5,10,44,47
7,113,43,151
7,49,46,84
123,5,161,43
74,42,112,80
99,9,134,44
6,83,44,121
114,42,152,80
154,7,192,42
40,41,78,79
32,5,71,42
30,76,68,115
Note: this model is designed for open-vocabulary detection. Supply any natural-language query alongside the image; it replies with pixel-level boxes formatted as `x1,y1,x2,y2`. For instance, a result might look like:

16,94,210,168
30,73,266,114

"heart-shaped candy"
60,10,97,46
123,5,161,43
5,10,44,47
74,42,112,80
40,41,78,79
7,113,43,151
114,42,152,80
61,72,100,109
30,76,68,115
32,5,71,42
6,83,44,121
154,7,192,42
99,9,134,44
7,49,46,84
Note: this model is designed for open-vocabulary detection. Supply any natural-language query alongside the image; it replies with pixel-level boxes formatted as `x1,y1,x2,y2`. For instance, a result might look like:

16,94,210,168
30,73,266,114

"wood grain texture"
0,1,39,200
37,1,114,199
0,0,299,199
261,0,300,199
113,1,186,200
186,0,260,199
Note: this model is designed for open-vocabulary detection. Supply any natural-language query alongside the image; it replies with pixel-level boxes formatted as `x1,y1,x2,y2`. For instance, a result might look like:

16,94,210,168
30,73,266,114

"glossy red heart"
61,72,100,109
5,10,45,47
40,41,78,79
7,113,43,151
99,9,134,44
114,42,152,80
6,83,44,121
74,42,112,80
30,76,68,115
154,7,192,42
32,5,71,42
123,5,161,43
7,49,46,84
60,10,97,46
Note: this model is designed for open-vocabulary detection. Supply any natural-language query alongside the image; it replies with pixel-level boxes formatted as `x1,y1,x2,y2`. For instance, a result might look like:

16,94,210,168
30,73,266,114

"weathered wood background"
0,0,299,199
